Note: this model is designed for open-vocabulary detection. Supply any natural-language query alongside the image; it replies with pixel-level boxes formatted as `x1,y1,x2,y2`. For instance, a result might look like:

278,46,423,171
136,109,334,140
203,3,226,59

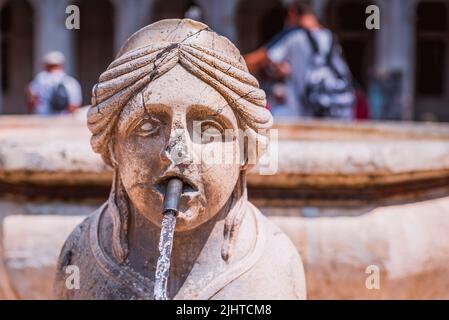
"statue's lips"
155,174,207,215
154,173,201,198
132,174,207,211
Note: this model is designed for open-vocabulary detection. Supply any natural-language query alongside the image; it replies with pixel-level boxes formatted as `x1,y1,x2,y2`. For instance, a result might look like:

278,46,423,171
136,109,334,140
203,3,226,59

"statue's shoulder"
254,210,307,299
258,211,303,264
214,207,306,299
53,205,102,299
249,207,298,257
57,214,93,264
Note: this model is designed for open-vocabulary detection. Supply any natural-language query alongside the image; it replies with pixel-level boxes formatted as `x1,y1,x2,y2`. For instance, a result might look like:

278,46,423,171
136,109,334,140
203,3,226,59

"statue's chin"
174,196,208,231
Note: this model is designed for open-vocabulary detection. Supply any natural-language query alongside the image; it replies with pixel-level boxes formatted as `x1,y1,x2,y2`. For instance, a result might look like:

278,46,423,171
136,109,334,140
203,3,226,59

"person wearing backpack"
26,51,82,115
244,0,356,119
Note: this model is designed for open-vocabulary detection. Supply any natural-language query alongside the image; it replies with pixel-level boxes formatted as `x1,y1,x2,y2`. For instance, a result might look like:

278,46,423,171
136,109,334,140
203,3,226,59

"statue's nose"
162,128,194,166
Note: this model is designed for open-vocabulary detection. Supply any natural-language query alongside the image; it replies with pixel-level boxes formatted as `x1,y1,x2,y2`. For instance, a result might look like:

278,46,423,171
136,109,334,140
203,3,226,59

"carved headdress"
86,19,273,263
87,18,272,167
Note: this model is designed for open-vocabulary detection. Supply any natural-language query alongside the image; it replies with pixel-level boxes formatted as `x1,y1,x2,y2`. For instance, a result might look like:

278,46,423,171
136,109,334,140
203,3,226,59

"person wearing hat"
26,51,82,115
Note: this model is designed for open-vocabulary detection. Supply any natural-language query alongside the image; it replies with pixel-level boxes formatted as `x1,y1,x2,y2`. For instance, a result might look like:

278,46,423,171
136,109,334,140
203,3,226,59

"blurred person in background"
26,51,82,115
245,0,355,119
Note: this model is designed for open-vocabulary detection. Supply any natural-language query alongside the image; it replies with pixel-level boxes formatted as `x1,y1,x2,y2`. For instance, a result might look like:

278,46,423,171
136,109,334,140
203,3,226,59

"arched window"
236,0,285,54
325,0,376,89
0,0,33,114
414,0,449,121
415,1,448,96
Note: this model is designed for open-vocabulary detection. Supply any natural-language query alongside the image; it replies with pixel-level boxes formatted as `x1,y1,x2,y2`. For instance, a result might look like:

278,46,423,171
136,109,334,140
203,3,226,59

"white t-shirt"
29,70,82,115
267,28,334,117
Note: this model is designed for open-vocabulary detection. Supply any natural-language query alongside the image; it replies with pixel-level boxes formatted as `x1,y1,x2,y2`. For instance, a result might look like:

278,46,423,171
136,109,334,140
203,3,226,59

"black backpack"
49,79,70,113
302,30,356,118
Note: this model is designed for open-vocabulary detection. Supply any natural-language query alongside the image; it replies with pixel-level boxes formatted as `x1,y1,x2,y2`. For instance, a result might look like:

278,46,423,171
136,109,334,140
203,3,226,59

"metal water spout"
154,178,183,300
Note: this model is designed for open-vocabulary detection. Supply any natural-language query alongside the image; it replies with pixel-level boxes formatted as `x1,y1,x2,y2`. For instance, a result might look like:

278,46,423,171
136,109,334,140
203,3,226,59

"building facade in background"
0,0,448,121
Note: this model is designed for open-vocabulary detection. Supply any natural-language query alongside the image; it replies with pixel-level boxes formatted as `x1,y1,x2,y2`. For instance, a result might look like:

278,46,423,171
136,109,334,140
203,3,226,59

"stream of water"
154,211,177,300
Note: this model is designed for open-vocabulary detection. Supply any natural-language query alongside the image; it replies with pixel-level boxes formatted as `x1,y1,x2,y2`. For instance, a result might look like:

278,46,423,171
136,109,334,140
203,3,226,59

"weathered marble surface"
273,196,449,299
2,106,449,299
1,215,84,299
0,113,109,185
2,194,449,299
51,19,304,300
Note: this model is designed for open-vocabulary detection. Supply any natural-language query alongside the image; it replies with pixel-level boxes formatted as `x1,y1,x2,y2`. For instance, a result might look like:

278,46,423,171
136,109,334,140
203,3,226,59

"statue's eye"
200,120,224,144
135,118,161,137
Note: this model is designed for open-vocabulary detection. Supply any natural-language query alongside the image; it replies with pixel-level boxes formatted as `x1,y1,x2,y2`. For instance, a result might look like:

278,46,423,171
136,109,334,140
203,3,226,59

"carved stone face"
113,64,242,231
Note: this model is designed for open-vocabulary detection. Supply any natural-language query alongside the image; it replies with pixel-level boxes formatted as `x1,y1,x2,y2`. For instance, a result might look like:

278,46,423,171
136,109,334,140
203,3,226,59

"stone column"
399,0,418,121
376,0,418,120
111,0,154,54
29,0,75,75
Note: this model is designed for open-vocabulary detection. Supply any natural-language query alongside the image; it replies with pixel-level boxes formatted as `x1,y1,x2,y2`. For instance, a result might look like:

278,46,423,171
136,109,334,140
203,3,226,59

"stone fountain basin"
1,112,449,299
263,119,449,187
2,114,449,199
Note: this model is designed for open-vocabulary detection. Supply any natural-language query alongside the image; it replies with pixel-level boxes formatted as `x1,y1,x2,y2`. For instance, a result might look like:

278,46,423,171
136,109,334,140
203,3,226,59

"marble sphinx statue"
54,19,306,300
